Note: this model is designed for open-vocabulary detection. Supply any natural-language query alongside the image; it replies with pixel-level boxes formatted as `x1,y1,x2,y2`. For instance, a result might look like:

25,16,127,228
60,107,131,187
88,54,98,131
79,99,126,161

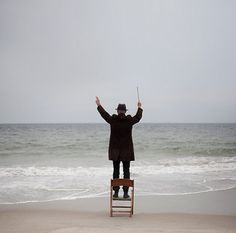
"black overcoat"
97,105,143,161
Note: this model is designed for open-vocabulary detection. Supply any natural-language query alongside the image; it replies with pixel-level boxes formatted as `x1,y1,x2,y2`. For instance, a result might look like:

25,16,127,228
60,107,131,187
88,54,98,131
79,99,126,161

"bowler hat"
116,104,127,111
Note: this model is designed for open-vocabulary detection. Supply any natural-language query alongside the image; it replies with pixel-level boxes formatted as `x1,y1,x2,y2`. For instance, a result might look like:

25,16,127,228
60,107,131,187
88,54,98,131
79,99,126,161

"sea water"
0,123,236,204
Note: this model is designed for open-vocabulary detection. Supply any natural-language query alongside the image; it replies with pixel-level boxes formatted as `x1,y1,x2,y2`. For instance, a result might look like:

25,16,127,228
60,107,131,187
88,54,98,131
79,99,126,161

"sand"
1,188,236,233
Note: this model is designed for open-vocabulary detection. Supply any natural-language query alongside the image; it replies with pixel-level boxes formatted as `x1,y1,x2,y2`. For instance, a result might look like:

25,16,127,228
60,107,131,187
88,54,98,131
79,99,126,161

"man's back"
110,114,132,140
97,104,143,161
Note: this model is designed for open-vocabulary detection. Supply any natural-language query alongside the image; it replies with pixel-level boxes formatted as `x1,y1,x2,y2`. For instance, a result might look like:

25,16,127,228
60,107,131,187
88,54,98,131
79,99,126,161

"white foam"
0,156,236,204
0,166,112,177
0,156,235,178
133,156,236,175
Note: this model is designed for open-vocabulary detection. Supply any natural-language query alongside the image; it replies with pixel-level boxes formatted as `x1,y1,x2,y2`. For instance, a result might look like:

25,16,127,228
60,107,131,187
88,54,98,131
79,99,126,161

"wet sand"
0,188,236,233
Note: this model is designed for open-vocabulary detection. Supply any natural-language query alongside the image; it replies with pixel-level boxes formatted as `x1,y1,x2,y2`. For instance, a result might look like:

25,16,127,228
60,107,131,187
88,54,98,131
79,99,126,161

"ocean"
0,123,236,204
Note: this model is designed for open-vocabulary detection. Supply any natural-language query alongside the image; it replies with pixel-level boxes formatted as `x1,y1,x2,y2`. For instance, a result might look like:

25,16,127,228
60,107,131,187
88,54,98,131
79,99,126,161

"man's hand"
95,96,101,106
138,102,142,108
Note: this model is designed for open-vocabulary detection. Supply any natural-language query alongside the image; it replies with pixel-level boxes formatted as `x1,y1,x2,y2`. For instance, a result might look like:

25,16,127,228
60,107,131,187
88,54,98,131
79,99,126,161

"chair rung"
112,210,131,213
112,206,131,208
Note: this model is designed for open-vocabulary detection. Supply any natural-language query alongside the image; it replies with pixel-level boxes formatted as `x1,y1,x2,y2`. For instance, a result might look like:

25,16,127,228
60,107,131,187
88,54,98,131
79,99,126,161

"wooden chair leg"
110,186,113,217
131,188,134,215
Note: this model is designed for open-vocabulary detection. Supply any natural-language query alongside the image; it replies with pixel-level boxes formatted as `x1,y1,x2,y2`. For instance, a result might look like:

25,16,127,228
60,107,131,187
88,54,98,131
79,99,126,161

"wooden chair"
110,179,134,217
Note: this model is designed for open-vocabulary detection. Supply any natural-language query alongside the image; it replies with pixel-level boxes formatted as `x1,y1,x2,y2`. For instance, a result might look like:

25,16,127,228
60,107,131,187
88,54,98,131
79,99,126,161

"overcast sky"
1,0,236,123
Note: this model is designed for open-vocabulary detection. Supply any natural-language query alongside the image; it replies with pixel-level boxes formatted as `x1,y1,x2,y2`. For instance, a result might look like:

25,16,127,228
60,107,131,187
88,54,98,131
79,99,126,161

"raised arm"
132,102,143,124
131,101,143,124
95,96,112,124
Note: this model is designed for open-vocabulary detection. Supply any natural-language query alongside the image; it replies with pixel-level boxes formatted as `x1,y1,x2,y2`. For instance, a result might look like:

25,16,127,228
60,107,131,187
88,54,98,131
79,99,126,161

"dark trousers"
113,161,130,192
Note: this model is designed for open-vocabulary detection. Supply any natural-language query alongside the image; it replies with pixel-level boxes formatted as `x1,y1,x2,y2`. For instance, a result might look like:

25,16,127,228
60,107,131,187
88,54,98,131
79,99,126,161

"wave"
0,156,236,177
193,148,236,156
0,166,111,177
0,162,236,204
134,156,236,175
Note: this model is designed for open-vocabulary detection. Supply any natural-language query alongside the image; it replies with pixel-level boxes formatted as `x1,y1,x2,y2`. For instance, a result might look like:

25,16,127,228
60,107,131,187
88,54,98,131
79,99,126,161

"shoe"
113,191,119,198
123,193,130,199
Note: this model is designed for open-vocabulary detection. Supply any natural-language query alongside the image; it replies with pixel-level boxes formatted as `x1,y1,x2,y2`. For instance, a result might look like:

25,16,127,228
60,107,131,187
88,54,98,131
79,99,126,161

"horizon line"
0,122,235,124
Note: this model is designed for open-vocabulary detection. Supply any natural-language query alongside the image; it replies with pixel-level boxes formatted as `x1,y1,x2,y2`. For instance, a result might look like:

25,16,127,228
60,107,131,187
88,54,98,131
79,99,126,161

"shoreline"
1,187,236,215
0,188,236,233
1,185,236,205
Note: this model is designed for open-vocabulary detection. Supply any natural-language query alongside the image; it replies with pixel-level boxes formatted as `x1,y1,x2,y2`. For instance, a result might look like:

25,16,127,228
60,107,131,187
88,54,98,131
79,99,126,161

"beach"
1,123,236,232
1,188,236,233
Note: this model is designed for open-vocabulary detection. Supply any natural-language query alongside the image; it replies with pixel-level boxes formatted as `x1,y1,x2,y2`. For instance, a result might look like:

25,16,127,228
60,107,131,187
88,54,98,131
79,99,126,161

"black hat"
116,104,127,111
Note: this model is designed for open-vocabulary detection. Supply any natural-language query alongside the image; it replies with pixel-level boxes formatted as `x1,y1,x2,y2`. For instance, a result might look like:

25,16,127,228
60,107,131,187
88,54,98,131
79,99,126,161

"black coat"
97,105,143,161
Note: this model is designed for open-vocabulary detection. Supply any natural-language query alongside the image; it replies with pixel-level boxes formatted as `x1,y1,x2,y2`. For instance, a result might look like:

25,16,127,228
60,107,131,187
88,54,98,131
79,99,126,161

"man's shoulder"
110,114,133,121
111,114,132,120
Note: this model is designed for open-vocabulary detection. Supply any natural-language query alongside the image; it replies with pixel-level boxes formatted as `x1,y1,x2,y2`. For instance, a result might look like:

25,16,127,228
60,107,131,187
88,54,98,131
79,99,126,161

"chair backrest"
111,179,134,187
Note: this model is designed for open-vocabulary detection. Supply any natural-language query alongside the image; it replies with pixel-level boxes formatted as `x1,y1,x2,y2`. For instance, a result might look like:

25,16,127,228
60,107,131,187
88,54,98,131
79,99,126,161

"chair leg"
131,189,134,215
110,186,112,217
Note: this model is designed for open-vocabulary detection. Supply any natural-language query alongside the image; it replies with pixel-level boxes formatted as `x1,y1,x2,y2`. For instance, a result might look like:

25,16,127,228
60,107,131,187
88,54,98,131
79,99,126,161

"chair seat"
113,197,131,201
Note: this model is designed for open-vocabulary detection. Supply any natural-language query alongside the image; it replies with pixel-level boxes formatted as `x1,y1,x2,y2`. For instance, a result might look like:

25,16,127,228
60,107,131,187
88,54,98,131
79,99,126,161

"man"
95,96,143,198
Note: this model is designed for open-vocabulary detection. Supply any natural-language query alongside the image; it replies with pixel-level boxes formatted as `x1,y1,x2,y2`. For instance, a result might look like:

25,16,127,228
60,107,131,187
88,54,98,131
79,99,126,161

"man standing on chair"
95,96,143,198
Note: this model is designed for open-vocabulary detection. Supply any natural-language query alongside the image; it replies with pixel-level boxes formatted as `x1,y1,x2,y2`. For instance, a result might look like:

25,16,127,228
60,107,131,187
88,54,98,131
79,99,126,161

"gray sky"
1,0,236,123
